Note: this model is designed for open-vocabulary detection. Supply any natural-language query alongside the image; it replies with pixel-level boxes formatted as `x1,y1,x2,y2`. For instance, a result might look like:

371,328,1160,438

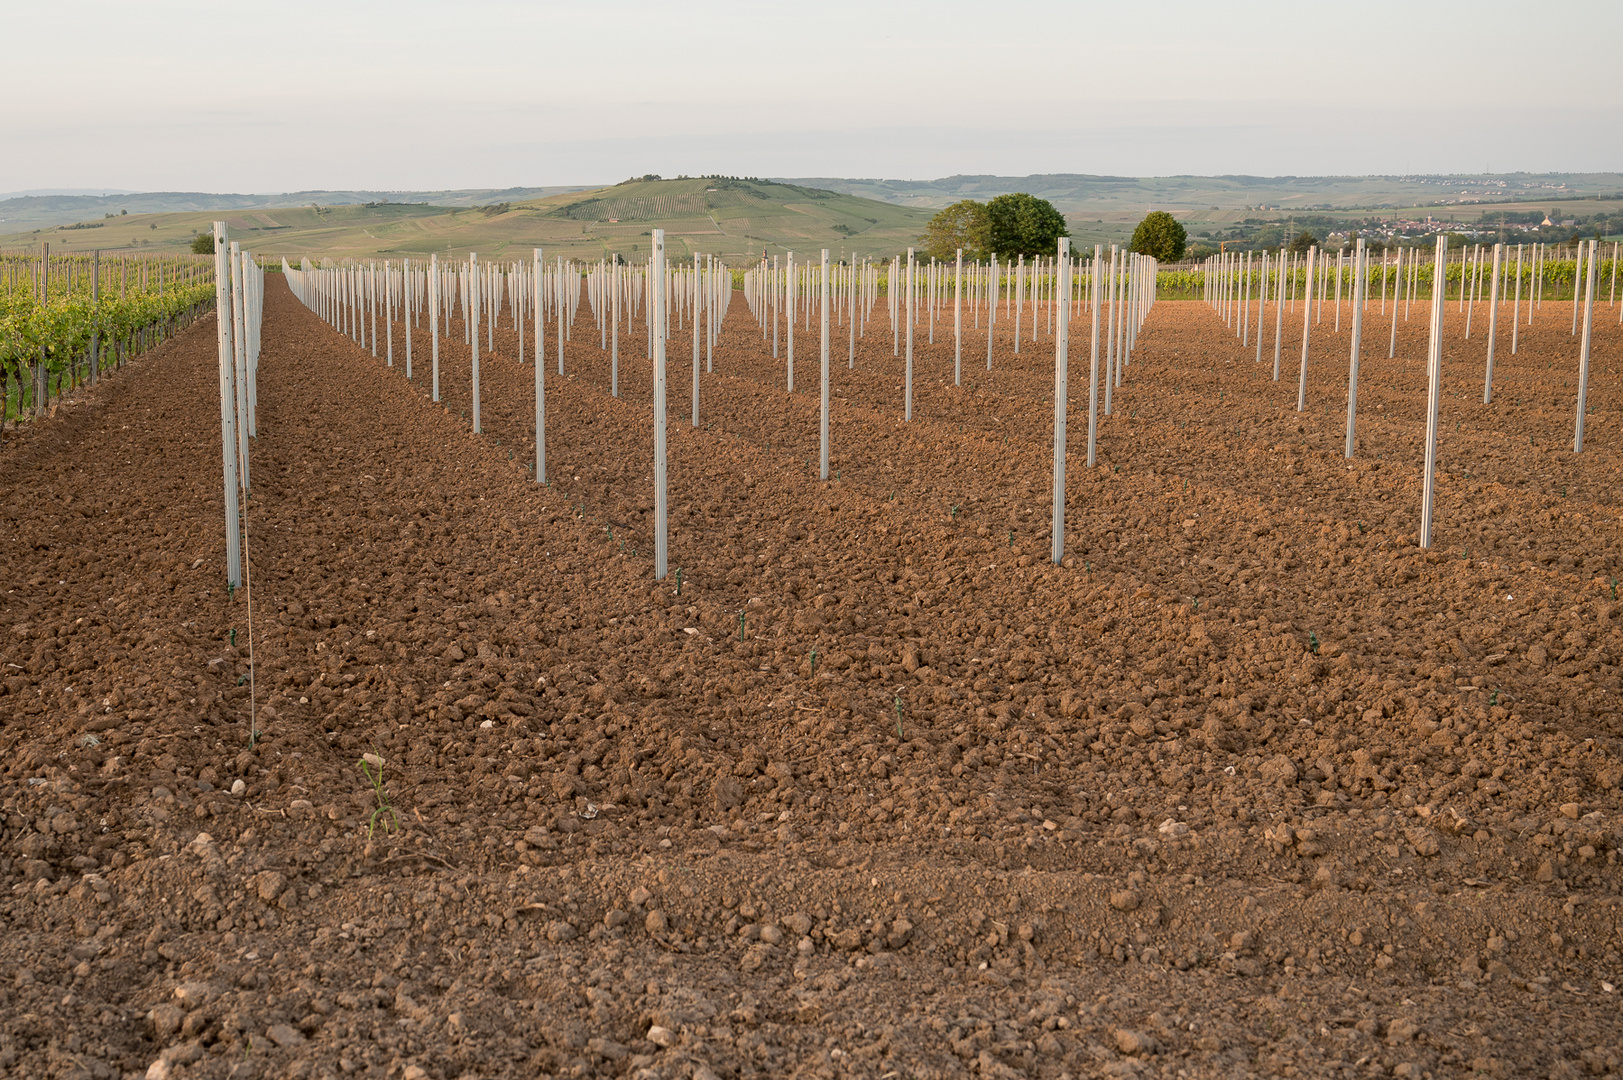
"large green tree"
918,200,990,263
1129,211,1188,262
985,193,1069,259
1287,229,1319,255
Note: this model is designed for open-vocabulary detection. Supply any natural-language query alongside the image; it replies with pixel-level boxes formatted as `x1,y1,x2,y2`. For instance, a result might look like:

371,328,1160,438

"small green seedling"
230,628,237,647
894,695,904,740
1357,521,1365,533
1007,530,1014,547
1309,631,1320,655
738,609,746,641
810,648,818,676
951,504,959,520
1489,690,1499,707
359,753,399,837
675,568,683,596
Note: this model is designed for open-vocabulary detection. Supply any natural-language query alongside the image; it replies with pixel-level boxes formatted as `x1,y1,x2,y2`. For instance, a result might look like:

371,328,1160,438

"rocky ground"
2,276,1622,1079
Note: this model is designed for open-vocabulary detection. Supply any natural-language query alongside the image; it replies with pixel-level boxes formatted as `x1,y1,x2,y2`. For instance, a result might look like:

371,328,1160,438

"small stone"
1109,889,1141,912
645,909,668,935
189,832,214,850
148,1003,184,1038
759,925,783,946
173,981,215,1009
230,779,246,796
546,920,578,943
1259,755,1299,784
254,871,286,903
265,1022,306,1048
1387,1018,1420,1042
1560,803,1580,820
712,774,744,811
628,886,651,907
402,1067,428,1080
1406,827,1441,857
829,927,864,951
1114,1028,1156,1056
782,912,813,936
647,1024,677,1048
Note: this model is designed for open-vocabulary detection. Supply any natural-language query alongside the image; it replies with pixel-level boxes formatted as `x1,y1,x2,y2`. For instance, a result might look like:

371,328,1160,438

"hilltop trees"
919,200,990,262
920,194,1069,261
986,193,1069,259
1129,211,1188,262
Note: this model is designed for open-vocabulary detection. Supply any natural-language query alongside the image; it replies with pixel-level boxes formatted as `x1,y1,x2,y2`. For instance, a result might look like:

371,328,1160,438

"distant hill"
8,173,1620,262
0,177,933,263
0,187,592,233
773,173,1623,214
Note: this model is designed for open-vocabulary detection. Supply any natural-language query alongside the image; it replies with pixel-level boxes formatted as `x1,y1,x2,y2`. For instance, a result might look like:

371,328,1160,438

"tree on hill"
1129,211,1188,262
985,194,1069,259
919,200,990,263
1288,229,1318,255
190,232,213,255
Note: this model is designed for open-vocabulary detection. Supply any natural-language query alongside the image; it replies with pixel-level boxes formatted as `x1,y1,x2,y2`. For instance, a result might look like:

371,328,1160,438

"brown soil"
3,278,1622,1080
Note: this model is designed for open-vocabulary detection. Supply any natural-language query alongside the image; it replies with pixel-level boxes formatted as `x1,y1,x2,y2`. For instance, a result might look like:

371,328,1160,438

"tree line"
919,196,1188,263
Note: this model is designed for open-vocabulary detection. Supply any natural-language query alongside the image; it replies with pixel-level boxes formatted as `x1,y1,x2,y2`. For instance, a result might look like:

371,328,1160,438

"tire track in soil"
0,279,1619,1078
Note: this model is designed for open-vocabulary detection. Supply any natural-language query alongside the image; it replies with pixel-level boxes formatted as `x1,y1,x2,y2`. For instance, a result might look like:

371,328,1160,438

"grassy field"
0,178,934,264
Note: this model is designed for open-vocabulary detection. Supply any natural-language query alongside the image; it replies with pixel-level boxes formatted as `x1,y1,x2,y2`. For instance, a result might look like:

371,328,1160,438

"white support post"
820,249,830,481
1051,238,1070,565
954,249,963,386
1088,245,1102,466
213,222,242,589
693,253,701,428
905,248,914,421
470,253,481,433
1344,239,1365,458
1298,247,1315,411
1275,248,1286,379
786,252,795,391
534,248,546,483
653,230,668,580
1576,240,1598,452
430,255,441,402
1420,236,1447,549
230,242,250,494
1484,243,1502,403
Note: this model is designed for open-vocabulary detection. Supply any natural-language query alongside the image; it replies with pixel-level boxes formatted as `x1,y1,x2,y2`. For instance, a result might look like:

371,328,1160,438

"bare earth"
2,277,1622,1080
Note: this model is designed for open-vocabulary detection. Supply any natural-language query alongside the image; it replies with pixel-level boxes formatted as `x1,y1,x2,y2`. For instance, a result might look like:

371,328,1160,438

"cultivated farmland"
2,250,1622,1079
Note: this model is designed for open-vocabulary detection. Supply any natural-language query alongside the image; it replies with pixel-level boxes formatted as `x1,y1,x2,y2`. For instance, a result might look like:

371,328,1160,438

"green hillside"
0,178,933,265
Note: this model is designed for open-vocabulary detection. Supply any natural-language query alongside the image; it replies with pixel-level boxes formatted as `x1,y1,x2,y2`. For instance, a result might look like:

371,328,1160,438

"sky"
5,0,1621,193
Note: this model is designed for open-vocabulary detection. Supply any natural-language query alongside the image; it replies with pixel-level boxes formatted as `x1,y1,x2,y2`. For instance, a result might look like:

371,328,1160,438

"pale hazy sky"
6,0,1620,192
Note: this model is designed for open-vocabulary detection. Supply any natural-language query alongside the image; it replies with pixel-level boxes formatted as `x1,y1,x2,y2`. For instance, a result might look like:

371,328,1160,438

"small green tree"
919,200,990,262
1287,230,1318,255
189,232,214,255
1129,211,1188,262
985,193,1068,259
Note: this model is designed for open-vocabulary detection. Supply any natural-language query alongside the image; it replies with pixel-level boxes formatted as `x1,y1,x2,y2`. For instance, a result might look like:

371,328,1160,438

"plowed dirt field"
3,277,1622,1079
